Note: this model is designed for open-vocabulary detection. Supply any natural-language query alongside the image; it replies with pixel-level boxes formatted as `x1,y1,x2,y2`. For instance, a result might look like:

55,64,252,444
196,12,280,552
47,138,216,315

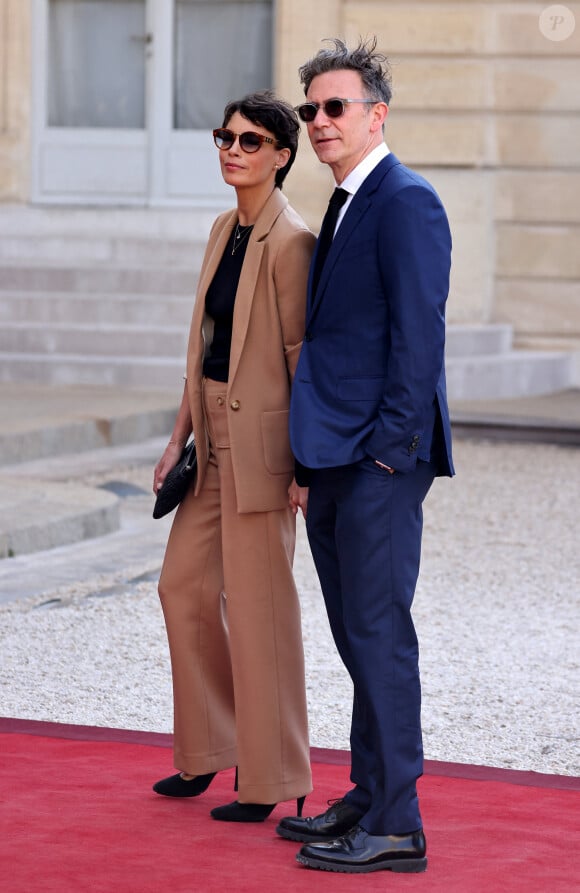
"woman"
152,92,314,822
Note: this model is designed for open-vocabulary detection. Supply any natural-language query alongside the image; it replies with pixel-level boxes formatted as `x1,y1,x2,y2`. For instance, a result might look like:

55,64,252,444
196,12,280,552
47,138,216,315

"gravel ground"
0,438,578,777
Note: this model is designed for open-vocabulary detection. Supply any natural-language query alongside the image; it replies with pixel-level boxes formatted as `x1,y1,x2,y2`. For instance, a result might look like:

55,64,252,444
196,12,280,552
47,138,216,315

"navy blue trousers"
306,457,436,835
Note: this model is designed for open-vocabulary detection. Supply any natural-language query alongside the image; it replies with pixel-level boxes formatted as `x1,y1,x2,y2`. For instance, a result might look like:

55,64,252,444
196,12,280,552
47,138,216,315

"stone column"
0,0,31,201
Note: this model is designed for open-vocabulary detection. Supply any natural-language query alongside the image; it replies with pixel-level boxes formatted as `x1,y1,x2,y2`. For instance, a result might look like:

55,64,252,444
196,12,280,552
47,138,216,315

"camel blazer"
185,188,315,514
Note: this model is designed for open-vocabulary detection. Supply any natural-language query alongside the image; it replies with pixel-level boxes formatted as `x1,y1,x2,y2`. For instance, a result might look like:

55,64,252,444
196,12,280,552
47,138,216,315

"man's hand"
288,478,309,518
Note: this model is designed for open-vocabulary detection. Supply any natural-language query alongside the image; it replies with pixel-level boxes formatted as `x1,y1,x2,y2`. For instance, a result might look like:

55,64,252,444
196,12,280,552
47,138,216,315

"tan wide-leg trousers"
158,377,312,804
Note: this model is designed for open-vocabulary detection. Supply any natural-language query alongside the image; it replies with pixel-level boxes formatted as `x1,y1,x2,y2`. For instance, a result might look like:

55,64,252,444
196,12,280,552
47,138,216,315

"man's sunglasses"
212,128,278,154
295,98,377,123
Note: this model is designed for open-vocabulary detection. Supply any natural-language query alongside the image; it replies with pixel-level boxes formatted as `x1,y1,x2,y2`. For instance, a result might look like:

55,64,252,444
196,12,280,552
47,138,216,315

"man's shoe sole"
296,854,427,874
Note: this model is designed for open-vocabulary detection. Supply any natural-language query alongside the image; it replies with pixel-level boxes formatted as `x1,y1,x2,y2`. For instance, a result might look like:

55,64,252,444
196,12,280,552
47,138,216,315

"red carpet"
1,718,578,892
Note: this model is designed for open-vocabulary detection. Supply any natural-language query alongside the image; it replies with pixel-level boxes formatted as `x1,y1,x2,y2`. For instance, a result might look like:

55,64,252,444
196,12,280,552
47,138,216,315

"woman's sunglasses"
213,128,278,154
295,98,377,123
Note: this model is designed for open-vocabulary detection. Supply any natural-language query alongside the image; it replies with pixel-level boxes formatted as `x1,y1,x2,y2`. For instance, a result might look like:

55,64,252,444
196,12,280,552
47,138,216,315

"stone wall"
278,0,580,348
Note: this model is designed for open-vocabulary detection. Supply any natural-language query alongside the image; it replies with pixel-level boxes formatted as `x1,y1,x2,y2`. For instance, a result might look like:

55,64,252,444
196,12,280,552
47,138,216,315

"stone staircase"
445,324,577,400
0,205,577,399
0,205,214,390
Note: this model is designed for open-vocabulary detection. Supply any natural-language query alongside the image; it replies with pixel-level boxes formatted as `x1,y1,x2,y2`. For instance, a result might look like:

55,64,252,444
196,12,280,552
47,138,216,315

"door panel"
39,137,148,197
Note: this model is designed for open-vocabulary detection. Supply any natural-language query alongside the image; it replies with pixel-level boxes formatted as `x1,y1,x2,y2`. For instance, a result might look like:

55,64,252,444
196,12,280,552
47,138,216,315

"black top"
203,225,253,382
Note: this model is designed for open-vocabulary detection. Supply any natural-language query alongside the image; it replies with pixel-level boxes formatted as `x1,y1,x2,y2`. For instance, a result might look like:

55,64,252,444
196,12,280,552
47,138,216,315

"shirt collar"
337,142,390,197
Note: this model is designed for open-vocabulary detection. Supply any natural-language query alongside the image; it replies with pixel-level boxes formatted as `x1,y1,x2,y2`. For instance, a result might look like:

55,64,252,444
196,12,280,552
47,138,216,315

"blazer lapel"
228,189,289,385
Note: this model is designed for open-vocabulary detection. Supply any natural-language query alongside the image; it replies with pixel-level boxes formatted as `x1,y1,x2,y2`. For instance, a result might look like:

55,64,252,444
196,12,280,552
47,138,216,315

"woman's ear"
275,147,292,170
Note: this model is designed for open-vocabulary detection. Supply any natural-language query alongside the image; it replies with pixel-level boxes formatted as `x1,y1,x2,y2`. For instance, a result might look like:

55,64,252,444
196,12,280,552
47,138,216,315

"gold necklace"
232,222,253,255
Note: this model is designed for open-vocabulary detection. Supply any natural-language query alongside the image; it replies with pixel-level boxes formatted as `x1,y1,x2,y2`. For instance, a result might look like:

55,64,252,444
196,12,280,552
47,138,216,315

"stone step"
0,475,120,559
446,350,575,400
0,379,175,558
0,322,188,358
0,204,218,240
0,291,193,326
0,352,184,390
0,236,206,268
0,348,575,400
0,283,520,352
0,265,197,295
0,383,178,466
0,296,516,358
445,323,513,358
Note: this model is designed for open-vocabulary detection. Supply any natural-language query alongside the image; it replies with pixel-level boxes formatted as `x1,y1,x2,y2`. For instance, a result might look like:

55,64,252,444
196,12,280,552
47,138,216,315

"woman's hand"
153,442,184,494
288,478,309,519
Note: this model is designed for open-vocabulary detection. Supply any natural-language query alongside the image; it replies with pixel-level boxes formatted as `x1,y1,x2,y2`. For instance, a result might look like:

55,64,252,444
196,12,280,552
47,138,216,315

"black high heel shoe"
210,795,306,823
153,772,217,798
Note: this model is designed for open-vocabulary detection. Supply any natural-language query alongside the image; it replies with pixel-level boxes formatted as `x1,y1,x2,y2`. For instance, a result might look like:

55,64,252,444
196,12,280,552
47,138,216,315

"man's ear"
370,103,388,134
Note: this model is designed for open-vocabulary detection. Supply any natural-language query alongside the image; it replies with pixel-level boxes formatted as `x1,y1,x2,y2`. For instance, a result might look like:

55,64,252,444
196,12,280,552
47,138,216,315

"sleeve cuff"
294,460,311,487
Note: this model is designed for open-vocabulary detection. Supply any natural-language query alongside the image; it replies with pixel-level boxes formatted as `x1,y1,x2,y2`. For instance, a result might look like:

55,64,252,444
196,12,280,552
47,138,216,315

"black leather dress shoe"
296,825,427,873
276,799,363,842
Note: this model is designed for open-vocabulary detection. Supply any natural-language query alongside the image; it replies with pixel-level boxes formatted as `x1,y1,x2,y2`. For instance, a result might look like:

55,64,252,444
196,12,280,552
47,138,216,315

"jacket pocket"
261,410,293,475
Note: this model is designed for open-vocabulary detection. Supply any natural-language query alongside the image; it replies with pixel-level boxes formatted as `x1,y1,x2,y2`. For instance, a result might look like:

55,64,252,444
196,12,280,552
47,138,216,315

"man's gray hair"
299,37,392,105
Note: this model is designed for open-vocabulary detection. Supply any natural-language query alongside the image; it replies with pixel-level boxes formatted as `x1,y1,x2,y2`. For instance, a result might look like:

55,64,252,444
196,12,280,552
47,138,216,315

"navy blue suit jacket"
290,153,454,478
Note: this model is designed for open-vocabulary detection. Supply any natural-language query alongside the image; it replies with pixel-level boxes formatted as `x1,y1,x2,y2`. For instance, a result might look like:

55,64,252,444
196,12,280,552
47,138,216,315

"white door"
31,0,273,206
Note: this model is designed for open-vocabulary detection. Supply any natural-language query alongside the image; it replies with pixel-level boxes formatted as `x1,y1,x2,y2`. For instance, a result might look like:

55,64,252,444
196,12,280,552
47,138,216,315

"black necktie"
312,187,349,293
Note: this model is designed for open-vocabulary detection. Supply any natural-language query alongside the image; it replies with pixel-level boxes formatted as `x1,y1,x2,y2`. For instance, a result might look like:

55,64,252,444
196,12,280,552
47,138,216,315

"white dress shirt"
334,142,390,234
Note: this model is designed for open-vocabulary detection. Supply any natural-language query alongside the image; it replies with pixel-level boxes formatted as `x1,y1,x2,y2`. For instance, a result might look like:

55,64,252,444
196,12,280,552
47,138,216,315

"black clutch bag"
153,439,197,519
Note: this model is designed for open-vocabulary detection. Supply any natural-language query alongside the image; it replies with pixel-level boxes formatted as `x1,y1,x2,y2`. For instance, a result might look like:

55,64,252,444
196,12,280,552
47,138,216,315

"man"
277,38,454,874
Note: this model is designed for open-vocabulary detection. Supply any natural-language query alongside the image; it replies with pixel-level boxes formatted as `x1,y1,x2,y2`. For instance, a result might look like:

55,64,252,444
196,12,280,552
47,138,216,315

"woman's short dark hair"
299,37,392,105
222,90,300,189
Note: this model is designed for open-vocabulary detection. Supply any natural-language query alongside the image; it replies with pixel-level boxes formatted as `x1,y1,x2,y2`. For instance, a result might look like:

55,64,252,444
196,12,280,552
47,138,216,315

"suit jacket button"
304,331,313,342
230,400,241,411
217,396,224,406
